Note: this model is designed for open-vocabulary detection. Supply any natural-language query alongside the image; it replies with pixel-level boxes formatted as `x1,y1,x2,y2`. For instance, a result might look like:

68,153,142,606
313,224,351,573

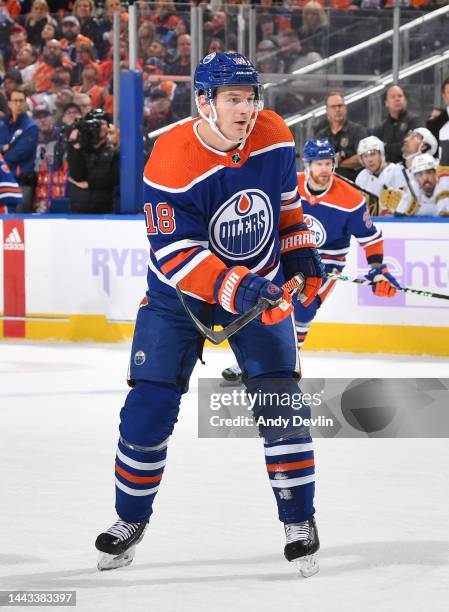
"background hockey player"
387,127,439,213
355,135,406,216
0,152,23,213
395,153,449,217
95,53,324,577
222,139,399,380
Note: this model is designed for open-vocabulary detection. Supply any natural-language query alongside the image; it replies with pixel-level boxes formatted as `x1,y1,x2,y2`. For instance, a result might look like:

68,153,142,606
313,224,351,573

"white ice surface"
1,342,448,612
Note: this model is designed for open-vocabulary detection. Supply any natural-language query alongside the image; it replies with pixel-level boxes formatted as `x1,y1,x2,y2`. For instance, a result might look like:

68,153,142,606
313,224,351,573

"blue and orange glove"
280,223,324,306
366,264,400,297
214,266,293,325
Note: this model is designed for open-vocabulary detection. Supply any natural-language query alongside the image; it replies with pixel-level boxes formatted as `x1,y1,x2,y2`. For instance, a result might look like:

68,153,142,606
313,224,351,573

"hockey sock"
264,436,315,524
115,436,167,523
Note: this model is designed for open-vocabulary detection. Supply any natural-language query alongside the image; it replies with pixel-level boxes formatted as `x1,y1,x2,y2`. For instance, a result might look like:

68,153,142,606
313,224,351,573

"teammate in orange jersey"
95,53,324,577
222,139,399,380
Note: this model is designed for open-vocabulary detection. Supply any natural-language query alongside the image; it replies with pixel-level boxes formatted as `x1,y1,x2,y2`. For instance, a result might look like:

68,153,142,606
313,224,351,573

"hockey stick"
176,275,304,346
327,272,449,301
334,173,379,202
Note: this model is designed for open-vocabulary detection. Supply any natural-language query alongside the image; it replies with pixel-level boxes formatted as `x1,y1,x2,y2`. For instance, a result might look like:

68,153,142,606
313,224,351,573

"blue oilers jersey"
0,154,22,212
143,110,303,302
297,172,384,272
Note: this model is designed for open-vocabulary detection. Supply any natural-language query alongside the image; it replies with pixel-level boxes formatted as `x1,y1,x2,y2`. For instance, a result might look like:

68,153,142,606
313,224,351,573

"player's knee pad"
119,380,182,447
294,295,320,324
245,373,311,442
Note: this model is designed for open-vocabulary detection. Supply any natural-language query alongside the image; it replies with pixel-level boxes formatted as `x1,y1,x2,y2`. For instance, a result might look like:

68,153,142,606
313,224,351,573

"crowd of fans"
0,0,446,215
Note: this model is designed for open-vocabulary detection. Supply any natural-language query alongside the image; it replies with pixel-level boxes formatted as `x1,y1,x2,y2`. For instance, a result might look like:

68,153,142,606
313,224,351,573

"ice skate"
95,518,148,571
284,517,320,578
221,363,242,384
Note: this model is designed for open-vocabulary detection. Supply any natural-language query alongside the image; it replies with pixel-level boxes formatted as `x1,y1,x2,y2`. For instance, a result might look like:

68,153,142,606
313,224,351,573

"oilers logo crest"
304,214,327,247
209,189,273,260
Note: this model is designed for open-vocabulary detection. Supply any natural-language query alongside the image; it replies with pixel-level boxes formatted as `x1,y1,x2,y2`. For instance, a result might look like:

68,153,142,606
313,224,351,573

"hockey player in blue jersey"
0,153,23,213
222,139,400,381
95,53,324,576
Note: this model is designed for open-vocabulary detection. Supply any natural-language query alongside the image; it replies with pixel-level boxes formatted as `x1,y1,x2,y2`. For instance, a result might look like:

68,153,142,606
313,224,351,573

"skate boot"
284,516,320,578
221,363,242,384
95,518,149,571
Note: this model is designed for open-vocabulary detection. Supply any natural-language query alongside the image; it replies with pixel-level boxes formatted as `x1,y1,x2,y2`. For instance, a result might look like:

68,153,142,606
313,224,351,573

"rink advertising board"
0,216,448,355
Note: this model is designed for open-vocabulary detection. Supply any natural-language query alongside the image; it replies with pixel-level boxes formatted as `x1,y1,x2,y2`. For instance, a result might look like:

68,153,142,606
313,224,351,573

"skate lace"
106,519,141,542
228,364,241,375
285,521,310,544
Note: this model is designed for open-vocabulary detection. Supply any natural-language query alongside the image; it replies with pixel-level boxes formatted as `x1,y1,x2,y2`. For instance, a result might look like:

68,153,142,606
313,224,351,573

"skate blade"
219,378,243,388
293,553,319,578
97,545,136,571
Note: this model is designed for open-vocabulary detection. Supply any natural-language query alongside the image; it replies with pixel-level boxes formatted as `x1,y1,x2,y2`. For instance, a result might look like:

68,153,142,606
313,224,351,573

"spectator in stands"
33,39,73,93
76,61,100,93
315,91,367,182
54,86,74,121
168,33,190,77
151,0,179,47
3,68,22,96
147,40,170,65
24,0,57,48
98,0,123,58
373,85,420,164
72,0,101,51
40,22,58,50
16,44,39,83
7,23,28,66
34,103,59,169
169,17,189,53
60,16,94,64
67,108,119,214
138,21,156,64
207,38,223,55
0,92,8,119
71,40,96,84
349,0,387,9
426,77,449,146
0,88,39,211
73,91,92,116
145,87,179,132
61,101,81,127
143,57,173,112
256,38,281,74
31,67,72,111
203,11,226,47
277,29,321,73
299,1,329,56
33,102,63,212
256,13,278,45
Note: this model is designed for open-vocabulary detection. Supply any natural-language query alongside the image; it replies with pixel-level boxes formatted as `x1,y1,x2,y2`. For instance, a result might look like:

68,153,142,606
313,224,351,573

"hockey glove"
280,224,324,307
214,266,293,325
366,264,400,298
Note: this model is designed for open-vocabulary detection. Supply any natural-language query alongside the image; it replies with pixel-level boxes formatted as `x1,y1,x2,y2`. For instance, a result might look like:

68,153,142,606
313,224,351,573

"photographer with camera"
67,108,119,214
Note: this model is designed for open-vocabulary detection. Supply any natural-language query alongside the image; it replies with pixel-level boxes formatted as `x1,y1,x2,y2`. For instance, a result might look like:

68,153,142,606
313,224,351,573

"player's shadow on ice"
2,541,449,588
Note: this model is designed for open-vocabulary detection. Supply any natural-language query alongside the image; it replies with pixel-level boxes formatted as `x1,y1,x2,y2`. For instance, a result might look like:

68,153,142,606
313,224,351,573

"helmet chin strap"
196,93,261,148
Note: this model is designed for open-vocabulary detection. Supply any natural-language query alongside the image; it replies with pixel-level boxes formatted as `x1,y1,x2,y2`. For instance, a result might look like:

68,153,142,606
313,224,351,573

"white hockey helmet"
411,153,438,175
411,127,438,157
357,136,385,161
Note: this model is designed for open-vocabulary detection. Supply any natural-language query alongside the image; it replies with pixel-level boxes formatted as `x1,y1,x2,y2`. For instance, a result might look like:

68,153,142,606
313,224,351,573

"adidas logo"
4,227,25,251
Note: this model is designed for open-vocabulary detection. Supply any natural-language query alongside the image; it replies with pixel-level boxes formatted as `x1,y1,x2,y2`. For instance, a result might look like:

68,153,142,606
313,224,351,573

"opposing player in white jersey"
395,153,449,216
388,127,439,212
355,136,405,214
